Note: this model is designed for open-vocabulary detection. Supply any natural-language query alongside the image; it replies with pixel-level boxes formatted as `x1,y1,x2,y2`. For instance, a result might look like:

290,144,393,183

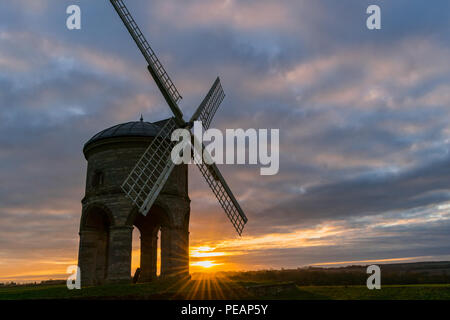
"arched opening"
131,205,169,283
131,227,141,281
156,228,161,276
79,206,112,286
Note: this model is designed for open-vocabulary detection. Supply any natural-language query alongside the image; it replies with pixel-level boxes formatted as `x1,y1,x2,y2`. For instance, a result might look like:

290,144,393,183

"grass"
1,280,450,300
268,284,450,300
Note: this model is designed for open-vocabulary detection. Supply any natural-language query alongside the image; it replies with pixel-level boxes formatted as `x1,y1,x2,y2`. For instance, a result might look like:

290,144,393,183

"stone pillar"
160,227,189,278
106,226,133,283
139,230,158,282
78,230,100,287
94,230,109,285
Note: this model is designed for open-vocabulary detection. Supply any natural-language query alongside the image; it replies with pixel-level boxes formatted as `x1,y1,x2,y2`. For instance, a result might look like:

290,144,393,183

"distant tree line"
224,266,450,286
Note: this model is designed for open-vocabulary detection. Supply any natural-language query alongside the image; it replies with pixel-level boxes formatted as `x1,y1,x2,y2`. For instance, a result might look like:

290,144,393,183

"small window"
92,170,104,188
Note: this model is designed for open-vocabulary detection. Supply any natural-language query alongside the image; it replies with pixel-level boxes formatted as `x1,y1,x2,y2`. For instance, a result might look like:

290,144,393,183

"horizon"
3,257,450,284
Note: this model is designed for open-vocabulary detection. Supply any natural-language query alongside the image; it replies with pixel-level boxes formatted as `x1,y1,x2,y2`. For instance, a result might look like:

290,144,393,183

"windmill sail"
190,79,247,234
110,0,184,121
121,118,178,215
196,158,248,235
190,77,225,130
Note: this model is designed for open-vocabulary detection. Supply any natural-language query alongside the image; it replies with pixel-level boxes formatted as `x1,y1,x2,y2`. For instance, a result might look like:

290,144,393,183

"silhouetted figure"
133,268,141,284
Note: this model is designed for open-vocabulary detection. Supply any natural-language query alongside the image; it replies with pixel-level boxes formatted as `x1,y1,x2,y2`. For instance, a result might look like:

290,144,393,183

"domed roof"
84,118,171,151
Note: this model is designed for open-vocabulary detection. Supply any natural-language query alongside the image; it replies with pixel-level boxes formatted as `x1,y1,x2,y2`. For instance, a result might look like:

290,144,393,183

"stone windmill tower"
77,0,248,286
79,119,190,285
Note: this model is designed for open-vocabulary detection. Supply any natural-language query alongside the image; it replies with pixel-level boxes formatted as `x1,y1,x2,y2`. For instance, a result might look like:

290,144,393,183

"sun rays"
156,272,246,300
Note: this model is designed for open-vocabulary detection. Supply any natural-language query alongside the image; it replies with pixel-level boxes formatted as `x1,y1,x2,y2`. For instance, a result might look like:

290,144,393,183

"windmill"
109,0,248,236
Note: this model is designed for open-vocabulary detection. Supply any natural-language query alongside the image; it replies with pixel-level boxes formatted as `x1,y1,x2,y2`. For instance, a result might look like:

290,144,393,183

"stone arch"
80,203,115,230
78,204,113,286
127,204,172,282
125,200,174,229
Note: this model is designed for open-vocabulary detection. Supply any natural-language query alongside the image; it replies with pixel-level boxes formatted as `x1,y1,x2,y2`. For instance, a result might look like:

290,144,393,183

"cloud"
257,157,450,229
154,0,296,31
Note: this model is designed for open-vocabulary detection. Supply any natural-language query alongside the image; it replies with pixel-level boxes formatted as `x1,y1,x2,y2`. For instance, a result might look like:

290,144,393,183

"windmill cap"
83,118,171,155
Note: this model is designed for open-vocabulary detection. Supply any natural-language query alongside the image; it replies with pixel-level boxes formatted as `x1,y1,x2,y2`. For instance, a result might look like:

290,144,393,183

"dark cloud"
258,156,450,229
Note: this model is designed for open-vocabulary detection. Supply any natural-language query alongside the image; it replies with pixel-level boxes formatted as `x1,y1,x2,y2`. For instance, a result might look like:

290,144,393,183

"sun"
191,260,222,269
189,246,227,271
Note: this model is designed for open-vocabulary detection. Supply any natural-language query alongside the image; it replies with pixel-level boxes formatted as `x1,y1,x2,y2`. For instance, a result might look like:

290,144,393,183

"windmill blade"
192,139,248,235
190,77,225,130
110,0,184,122
189,80,246,235
196,162,248,236
121,118,178,216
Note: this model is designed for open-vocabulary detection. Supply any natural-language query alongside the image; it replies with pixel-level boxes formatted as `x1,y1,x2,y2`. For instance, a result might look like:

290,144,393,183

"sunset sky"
1,0,450,282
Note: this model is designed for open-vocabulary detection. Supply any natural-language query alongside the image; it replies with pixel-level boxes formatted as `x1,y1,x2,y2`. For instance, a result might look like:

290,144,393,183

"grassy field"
1,280,450,300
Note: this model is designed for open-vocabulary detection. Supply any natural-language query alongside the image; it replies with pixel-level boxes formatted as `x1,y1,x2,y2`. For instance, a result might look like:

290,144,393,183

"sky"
1,0,450,282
